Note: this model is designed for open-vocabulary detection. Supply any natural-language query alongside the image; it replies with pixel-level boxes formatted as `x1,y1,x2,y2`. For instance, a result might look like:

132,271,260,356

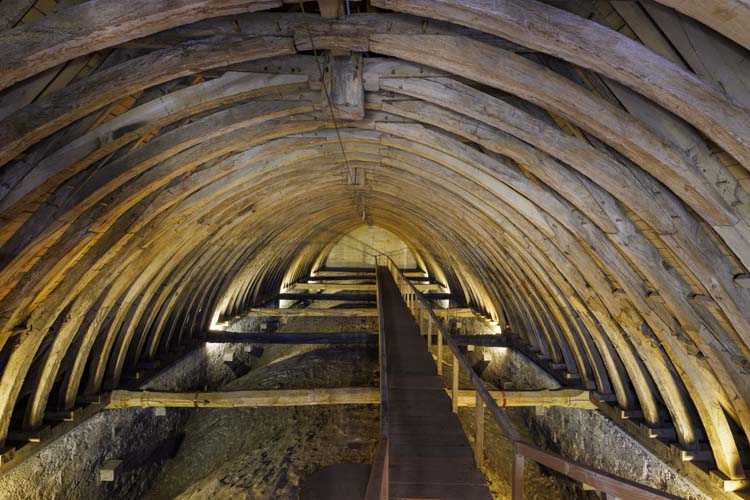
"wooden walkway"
377,267,492,500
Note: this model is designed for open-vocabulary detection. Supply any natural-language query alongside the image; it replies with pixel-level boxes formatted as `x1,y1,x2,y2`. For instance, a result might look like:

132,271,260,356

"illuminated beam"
201,332,503,347
204,332,378,344
106,387,380,409
455,388,597,410
246,307,378,317
278,292,376,301
105,387,596,409
291,282,447,292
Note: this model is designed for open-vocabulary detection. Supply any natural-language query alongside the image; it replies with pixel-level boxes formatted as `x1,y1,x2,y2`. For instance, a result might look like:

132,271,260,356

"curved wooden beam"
371,0,750,172
8,132,732,472
0,0,281,91
652,0,750,49
0,35,295,171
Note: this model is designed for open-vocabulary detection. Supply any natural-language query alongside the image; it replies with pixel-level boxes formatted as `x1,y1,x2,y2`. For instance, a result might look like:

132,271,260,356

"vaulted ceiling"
0,0,749,485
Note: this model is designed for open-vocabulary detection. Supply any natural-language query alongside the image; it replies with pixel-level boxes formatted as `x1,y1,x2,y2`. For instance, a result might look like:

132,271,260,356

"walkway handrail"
375,255,683,500
364,263,389,500
375,265,388,435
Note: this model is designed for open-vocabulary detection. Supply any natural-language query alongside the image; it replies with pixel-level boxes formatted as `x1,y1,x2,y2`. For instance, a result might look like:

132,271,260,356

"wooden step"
389,461,487,485
389,482,493,500
389,444,475,459
389,432,472,447
377,268,492,500
389,375,447,390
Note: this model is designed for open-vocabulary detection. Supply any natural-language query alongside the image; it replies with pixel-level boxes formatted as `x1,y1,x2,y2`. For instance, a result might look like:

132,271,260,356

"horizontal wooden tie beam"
203,332,506,346
244,307,473,317
278,292,377,301
457,388,597,410
105,387,595,410
106,387,380,409
291,282,448,292
298,275,441,284
246,307,378,317
204,332,378,345
278,292,453,301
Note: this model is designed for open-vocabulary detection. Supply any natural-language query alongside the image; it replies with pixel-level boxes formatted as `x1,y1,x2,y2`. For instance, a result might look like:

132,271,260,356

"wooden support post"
317,0,344,19
475,391,484,469
419,302,425,333
427,313,432,349
734,274,750,288
321,52,365,121
511,447,525,500
437,327,443,376
99,459,123,482
452,354,459,413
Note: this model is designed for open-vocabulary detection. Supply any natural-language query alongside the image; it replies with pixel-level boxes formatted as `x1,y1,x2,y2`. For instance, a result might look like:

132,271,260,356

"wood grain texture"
0,0,281,90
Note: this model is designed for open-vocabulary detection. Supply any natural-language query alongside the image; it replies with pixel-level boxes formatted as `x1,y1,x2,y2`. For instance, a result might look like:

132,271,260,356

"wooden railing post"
437,324,443,375
378,255,682,500
475,391,484,469
420,302,426,334
452,354,459,413
511,445,525,500
427,313,432,349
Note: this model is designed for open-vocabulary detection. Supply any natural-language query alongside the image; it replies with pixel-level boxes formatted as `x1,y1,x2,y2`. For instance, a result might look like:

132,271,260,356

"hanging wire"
298,0,357,186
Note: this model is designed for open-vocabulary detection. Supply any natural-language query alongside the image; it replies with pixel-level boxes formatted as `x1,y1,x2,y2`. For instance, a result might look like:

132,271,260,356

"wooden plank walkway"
377,267,492,500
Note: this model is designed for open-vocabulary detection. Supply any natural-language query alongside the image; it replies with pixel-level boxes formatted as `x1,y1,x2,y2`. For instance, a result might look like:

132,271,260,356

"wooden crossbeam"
105,387,596,410
202,332,504,347
246,307,378,316
106,387,380,409
455,388,597,410
244,306,473,317
278,292,452,301
299,275,376,281
451,334,507,347
291,282,447,292
291,283,376,291
204,332,378,344
278,292,376,301
298,275,439,284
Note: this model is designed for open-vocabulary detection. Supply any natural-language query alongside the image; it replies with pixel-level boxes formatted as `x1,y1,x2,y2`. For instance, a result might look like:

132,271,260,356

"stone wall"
465,345,711,500
325,225,417,269
144,345,380,500
0,347,211,500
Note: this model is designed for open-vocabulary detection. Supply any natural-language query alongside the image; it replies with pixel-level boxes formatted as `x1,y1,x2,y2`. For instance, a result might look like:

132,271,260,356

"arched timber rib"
651,0,750,50
371,0,750,173
1,2,750,488
5,124,741,475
